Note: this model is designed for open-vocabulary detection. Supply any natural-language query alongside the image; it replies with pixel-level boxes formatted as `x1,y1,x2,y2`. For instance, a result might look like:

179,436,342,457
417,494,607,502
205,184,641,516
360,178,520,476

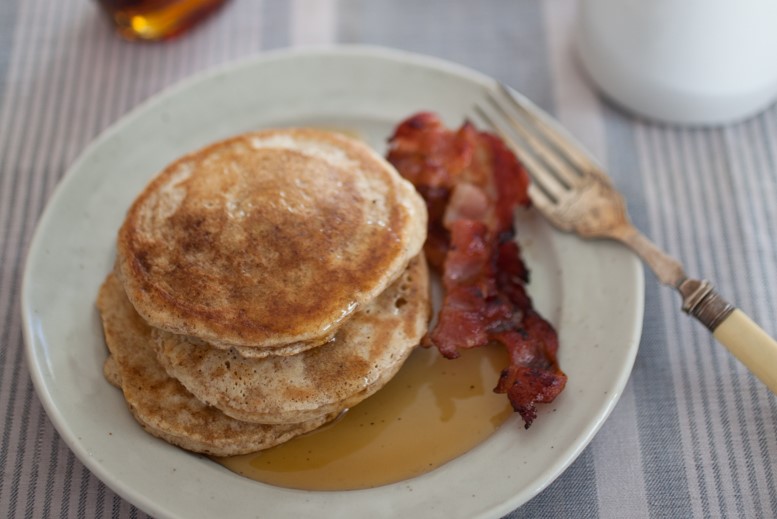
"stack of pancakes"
97,129,429,456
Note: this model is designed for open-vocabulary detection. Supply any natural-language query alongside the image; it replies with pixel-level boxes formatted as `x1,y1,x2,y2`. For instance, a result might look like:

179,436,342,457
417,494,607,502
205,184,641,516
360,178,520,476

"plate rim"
21,44,645,518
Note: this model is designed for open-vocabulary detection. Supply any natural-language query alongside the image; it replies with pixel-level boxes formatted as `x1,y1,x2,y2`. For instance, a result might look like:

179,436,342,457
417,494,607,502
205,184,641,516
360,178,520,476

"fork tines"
473,83,605,204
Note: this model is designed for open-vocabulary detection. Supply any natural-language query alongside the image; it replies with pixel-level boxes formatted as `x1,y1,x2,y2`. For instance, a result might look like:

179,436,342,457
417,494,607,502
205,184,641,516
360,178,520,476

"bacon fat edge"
387,112,567,428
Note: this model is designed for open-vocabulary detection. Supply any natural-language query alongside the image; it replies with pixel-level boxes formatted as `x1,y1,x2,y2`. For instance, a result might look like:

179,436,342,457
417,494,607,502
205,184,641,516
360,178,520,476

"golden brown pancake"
154,255,430,424
116,129,427,351
96,273,336,456
103,355,122,387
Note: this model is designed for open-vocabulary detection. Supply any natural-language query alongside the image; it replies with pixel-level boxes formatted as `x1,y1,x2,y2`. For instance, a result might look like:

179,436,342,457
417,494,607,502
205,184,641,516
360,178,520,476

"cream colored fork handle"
714,310,777,393
615,227,777,394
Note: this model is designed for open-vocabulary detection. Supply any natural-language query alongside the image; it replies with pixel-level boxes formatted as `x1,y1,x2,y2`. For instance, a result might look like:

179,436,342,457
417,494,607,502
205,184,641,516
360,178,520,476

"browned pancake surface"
155,255,430,424
96,273,335,456
117,129,426,350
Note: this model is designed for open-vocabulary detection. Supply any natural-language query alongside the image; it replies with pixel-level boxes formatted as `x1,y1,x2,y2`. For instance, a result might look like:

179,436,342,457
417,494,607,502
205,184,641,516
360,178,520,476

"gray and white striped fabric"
2,1,776,517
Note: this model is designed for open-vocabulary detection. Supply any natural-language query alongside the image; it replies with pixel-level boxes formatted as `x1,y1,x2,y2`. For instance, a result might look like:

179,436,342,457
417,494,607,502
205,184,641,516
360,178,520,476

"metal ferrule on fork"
677,279,735,332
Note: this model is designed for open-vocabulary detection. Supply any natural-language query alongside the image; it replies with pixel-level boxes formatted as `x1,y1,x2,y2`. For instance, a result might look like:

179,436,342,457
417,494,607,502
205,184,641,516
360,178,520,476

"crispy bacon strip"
387,112,567,428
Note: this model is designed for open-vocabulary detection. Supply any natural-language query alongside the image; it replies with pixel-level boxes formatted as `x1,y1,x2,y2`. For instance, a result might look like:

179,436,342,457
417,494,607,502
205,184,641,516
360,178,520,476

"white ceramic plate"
22,46,643,519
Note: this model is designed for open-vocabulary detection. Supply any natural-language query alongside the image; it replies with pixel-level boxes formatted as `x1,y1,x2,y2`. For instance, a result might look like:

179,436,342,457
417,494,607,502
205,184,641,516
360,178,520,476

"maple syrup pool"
214,344,513,490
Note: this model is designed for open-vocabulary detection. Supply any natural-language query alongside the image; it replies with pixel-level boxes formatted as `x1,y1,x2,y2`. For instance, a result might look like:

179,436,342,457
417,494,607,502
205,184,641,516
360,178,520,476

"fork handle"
713,310,777,394
678,278,777,393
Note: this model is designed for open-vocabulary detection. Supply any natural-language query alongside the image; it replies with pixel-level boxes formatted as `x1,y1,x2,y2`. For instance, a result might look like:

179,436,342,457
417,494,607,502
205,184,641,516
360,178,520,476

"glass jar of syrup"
97,0,229,41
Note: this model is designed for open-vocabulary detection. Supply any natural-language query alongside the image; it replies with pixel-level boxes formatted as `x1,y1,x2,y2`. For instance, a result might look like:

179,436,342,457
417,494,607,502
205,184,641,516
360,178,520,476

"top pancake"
116,129,427,350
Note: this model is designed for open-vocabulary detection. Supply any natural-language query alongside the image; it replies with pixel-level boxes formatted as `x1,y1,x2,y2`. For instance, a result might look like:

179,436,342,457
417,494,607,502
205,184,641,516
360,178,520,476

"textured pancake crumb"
96,273,336,456
154,255,431,424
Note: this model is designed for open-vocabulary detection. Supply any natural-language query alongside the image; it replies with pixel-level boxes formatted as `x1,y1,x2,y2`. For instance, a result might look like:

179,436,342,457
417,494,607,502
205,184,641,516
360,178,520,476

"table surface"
2,1,777,517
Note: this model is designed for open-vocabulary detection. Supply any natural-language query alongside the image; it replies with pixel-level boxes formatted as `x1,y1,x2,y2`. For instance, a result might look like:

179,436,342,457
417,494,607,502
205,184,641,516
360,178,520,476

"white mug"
577,0,777,125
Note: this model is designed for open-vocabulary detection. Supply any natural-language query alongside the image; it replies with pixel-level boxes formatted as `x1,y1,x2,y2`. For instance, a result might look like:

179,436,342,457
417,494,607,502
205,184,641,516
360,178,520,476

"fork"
475,83,777,394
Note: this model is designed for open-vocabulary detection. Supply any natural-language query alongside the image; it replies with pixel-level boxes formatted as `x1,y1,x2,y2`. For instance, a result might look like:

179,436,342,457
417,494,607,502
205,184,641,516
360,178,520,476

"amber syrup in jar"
97,0,229,41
